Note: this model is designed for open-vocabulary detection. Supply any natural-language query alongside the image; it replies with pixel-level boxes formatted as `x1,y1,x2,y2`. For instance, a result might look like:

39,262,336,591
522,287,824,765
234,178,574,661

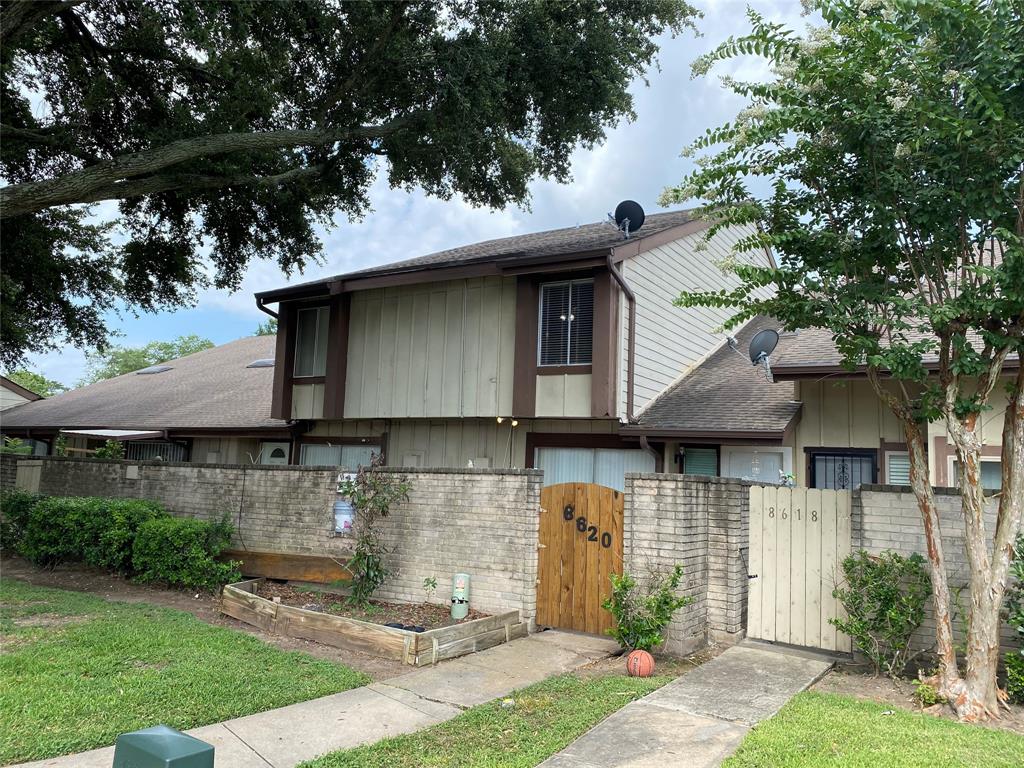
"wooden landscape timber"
220,579,527,666
223,550,353,583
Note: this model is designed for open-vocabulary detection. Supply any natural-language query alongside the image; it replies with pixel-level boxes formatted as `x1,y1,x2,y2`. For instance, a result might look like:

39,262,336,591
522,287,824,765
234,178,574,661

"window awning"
60,428,163,441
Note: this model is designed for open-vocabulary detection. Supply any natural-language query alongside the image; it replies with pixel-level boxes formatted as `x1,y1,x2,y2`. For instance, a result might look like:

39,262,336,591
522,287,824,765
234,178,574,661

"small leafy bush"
912,678,945,708
18,496,167,570
602,564,691,651
92,439,124,459
132,515,239,590
831,550,931,678
1006,534,1024,704
0,489,41,551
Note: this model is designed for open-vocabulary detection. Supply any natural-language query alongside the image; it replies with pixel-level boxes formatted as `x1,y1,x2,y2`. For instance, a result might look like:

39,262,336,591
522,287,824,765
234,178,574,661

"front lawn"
723,691,1024,768
0,578,369,764
301,672,673,768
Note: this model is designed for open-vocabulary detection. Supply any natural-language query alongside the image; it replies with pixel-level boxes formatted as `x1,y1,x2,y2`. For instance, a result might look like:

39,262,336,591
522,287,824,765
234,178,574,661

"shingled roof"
1,336,285,432
625,317,801,439
257,209,700,300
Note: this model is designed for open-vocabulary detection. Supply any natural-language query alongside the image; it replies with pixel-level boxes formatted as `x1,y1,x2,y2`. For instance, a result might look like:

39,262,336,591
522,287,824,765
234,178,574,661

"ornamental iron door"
536,483,623,635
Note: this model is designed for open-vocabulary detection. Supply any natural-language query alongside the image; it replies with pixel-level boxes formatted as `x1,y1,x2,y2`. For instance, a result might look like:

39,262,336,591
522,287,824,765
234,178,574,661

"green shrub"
911,678,945,708
1006,534,1024,704
18,496,168,570
831,550,931,678
0,489,41,551
602,564,691,651
132,516,239,590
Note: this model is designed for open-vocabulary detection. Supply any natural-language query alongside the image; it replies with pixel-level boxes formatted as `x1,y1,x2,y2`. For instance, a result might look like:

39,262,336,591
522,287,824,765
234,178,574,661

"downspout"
639,435,662,472
606,254,637,423
255,295,279,320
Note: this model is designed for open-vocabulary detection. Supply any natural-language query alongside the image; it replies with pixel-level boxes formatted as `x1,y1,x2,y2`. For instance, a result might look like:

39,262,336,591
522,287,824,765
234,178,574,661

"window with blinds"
538,279,594,366
299,443,377,469
682,447,718,476
886,452,911,485
125,441,188,462
294,306,330,377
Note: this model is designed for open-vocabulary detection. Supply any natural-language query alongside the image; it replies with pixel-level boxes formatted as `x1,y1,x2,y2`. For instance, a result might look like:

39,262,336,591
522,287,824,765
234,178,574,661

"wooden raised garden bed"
220,579,527,666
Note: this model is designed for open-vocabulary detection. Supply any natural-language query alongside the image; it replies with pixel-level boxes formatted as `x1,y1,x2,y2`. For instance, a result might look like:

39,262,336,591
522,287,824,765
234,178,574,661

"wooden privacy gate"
748,486,853,653
537,483,623,635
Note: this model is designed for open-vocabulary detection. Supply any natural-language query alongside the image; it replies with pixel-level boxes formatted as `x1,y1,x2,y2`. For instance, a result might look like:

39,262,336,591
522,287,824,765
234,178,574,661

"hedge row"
0,491,239,590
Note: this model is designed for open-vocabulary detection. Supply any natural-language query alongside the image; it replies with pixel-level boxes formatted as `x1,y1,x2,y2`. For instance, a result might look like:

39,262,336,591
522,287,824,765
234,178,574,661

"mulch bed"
256,581,488,631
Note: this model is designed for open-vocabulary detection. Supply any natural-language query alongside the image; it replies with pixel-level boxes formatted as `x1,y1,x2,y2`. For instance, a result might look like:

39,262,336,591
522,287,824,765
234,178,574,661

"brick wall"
624,473,750,656
0,454,19,490
853,484,1019,654
4,456,542,620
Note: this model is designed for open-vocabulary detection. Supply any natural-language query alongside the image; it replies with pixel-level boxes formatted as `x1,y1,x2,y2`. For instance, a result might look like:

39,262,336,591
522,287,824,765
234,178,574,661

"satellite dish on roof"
748,329,780,382
611,200,645,238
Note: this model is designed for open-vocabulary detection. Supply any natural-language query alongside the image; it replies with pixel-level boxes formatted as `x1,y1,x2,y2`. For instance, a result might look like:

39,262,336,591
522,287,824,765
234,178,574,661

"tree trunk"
902,419,963,694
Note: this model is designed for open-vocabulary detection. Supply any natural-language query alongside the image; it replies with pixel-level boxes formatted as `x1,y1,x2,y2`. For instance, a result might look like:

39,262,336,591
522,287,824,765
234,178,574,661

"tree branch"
0,0,83,47
0,118,416,218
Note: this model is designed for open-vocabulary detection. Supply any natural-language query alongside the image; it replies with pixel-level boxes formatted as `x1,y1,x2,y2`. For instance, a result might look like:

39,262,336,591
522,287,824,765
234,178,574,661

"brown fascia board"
618,426,787,443
772,358,1021,381
255,219,714,303
0,376,43,401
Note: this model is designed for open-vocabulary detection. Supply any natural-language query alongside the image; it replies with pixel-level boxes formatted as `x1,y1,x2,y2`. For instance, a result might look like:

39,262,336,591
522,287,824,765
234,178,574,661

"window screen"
683,448,718,476
886,453,911,485
811,453,876,489
538,280,593,366
724,450,783,483
299,443,377,469
952,460,1002,490
294,306,329,377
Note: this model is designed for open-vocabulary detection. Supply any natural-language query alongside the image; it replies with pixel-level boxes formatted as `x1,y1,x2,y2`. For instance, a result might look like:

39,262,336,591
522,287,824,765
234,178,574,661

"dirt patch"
0,556,409,681
573,644,720,681
813,664,1024,735
13,612,87,629
255,581,487,631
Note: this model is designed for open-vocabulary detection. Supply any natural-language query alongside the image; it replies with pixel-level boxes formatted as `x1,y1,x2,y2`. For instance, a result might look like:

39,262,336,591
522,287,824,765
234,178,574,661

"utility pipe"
606,254,637,422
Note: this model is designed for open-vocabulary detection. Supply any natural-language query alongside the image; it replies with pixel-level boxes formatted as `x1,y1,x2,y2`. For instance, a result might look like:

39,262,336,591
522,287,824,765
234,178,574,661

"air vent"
136,365,172,375
246,358,275,369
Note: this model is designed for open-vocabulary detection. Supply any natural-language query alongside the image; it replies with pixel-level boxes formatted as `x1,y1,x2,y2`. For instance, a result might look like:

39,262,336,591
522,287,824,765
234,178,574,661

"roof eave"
618,426,790,443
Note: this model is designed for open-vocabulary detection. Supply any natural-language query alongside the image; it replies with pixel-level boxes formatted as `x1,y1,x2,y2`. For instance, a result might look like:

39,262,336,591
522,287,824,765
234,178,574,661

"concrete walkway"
538,642,834,768
15,630,617,768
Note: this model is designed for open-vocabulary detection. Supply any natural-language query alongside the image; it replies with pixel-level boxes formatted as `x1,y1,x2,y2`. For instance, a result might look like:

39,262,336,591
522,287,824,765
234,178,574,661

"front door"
536,483,623,635
260,442,291,465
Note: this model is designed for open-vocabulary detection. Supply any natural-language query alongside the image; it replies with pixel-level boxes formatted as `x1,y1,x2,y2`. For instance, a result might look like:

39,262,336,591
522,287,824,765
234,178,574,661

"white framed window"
950,456,1002,491
299,443,377,469
885,451,911,485
293,306,330,377
538,279,594,366
719,446,793,484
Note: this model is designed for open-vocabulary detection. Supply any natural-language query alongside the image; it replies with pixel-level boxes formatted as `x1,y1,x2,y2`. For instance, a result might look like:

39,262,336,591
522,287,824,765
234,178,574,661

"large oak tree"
0,0,697,366
664,0,1023,720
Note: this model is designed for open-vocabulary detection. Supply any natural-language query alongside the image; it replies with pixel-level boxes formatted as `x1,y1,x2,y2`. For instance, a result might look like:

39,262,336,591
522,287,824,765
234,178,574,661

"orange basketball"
625,649,655,678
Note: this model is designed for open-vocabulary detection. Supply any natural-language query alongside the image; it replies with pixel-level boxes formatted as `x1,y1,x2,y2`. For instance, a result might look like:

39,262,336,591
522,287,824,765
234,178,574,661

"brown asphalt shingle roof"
1,336,284,431
258,209,698,297
629,317,801,436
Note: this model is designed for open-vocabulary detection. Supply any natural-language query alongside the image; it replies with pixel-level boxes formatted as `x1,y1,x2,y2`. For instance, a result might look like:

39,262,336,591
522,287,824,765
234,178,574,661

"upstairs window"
538,279,593,366
294,306,329,377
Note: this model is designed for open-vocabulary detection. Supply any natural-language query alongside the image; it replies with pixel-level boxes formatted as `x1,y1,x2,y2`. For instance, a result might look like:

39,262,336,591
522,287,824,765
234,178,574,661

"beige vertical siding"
534,374,592,418
190,437,261,465
343,277,517,419
618,224,776,417
291,382,325,419
793,379,905,486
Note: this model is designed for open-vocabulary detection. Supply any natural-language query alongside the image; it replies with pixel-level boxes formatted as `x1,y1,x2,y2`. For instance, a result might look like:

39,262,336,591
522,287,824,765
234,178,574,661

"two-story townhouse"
255,208,778,491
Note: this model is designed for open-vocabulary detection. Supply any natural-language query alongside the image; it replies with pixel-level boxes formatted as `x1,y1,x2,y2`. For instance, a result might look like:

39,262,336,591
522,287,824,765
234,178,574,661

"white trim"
947,454,1003,490
884,450,911,484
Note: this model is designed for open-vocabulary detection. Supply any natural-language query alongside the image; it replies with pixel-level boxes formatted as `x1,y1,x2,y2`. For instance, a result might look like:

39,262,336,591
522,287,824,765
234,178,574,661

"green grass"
723,691,1024,768
300,672,673,768
0,578,369,763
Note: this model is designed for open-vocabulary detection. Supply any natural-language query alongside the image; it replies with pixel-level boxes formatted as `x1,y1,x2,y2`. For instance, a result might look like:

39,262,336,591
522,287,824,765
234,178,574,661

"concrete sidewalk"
15,630,617,768
538,642,833,768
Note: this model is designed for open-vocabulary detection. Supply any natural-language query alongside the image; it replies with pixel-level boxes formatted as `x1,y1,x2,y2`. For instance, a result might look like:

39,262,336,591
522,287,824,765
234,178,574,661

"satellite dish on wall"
748,329,780,381
612,200,645,237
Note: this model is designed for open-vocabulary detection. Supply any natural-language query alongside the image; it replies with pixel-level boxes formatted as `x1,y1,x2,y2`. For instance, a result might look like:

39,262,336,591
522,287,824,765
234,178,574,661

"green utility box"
112,725,213,768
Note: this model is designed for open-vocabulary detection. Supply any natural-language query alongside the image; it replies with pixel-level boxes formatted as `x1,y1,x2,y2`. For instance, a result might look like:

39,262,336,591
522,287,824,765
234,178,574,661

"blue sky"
25,1,806,387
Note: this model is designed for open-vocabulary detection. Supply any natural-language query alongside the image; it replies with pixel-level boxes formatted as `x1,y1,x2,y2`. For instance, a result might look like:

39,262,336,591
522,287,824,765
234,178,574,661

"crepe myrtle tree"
661,0,1023,720
0,0,698,367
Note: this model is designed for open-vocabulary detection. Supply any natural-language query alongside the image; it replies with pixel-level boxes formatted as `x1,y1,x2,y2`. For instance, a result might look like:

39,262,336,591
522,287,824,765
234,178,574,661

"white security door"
260,442,291,465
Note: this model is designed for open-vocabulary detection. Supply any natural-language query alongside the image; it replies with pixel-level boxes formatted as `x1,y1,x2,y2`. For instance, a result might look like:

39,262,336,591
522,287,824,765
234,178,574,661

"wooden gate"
748,486,853,653
537,483,623,635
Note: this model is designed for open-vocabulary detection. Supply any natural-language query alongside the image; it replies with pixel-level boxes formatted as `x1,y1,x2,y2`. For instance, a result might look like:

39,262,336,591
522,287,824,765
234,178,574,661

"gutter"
255,295,279,320
607,254,637,422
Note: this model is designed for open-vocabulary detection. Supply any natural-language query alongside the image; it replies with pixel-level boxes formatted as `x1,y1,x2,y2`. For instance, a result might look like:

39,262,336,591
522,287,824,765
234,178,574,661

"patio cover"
60,428,163,441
